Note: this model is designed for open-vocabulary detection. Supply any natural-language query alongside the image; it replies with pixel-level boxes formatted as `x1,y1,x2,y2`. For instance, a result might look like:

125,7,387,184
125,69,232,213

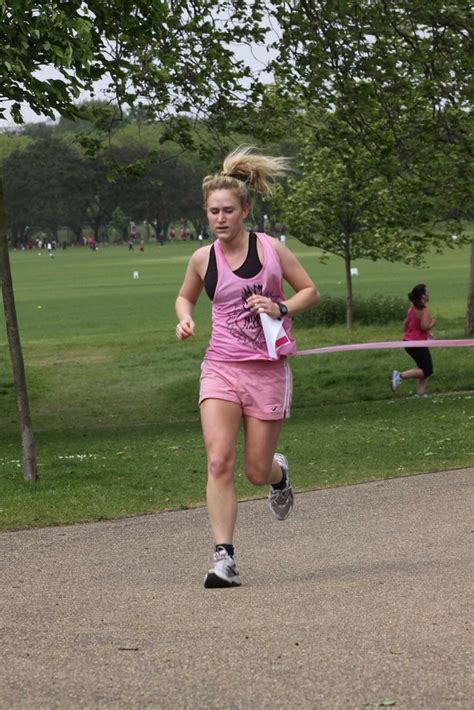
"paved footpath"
1,468,472,709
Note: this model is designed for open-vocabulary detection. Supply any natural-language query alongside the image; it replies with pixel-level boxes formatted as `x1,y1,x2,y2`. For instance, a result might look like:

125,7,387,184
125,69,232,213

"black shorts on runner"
404,346,433,378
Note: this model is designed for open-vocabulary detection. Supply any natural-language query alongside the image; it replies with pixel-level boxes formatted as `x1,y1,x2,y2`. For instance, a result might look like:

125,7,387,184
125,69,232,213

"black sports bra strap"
234,232,261,278
204,232,263,301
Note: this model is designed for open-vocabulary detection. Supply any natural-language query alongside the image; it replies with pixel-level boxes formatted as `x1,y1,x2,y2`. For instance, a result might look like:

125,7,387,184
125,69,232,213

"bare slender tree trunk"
465,239,474,335
343,234,354,329
0,184,38,481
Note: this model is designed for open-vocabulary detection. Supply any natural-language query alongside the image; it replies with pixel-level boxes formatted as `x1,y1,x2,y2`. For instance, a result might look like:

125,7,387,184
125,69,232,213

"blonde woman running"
175,146,320,587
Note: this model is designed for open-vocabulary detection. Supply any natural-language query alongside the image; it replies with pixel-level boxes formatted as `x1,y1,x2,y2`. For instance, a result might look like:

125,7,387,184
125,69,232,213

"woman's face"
422,289,430,303
206,189,249,243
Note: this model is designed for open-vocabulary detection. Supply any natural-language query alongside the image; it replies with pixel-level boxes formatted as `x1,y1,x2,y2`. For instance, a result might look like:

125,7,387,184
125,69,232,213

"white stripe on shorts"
283,358,293,417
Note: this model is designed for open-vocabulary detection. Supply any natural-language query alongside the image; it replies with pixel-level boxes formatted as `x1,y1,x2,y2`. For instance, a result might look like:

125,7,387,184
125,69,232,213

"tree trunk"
0,184,38,481
343,234,354,329
465,239,474,335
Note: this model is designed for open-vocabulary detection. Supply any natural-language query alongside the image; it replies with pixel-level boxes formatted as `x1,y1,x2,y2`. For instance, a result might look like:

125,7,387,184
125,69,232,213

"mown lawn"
1,239,472,530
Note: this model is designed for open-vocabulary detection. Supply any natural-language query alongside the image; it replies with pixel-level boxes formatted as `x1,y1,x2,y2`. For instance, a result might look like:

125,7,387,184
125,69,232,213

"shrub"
294,294,406,327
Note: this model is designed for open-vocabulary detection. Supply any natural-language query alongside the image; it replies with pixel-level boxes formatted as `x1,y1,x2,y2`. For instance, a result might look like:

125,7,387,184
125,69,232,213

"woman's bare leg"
401,367,424,381
401,367,430,395
200,399,242,545
243,415,294,520
242,415,284,486
416,376,428,395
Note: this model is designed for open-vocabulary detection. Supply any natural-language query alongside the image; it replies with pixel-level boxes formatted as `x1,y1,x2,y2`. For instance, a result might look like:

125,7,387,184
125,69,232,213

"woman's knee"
244,460,272,486
207,452,235,482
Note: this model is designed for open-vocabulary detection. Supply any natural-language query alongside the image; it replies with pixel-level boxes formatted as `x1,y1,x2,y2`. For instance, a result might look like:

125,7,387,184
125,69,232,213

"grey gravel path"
1,468,472,709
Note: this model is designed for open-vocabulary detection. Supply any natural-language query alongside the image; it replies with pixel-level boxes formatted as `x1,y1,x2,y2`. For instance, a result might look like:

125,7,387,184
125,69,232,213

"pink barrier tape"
295,339,474,357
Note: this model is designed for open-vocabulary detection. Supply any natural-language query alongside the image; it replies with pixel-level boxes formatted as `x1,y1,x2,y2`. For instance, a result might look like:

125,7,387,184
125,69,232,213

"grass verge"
0,242,473,531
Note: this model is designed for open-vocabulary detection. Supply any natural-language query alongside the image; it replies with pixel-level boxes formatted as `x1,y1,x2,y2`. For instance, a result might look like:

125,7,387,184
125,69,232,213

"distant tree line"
0,119,220,246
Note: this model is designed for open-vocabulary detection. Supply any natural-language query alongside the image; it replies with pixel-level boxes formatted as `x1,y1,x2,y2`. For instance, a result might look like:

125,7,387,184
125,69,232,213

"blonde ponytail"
202,145,291,207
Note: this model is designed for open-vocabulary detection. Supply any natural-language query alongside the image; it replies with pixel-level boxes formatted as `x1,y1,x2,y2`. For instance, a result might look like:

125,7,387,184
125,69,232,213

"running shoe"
268,453,294,521
391,370,402,391
204,547,241,588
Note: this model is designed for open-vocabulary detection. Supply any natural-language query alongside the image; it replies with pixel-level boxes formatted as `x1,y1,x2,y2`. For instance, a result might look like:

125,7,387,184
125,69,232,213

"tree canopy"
279,107,463,327
1,0,266,132
270,1,471,134
262,0,473,330
0,121,214,244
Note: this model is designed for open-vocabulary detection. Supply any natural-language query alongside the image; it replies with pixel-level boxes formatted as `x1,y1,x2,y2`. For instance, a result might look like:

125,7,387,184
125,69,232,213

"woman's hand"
246,295,281,319
176,316,195,340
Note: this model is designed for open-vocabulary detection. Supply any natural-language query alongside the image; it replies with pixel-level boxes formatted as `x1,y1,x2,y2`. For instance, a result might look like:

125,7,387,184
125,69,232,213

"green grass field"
1,238,473,531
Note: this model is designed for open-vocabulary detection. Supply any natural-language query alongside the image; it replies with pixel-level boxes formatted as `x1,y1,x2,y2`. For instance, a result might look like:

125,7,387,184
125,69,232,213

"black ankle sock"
272,466,287,490
216,544,234,558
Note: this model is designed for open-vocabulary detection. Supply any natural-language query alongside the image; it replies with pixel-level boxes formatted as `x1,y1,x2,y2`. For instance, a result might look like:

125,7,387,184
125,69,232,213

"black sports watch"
277,302,289,319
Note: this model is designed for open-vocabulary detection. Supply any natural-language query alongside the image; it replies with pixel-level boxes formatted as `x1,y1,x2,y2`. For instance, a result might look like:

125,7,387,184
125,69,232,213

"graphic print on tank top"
225,283,279,353
205,233,295,361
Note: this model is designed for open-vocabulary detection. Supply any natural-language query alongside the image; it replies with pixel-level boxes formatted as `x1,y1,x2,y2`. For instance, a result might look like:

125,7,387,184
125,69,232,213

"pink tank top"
404,305,428,341
204,233,296,361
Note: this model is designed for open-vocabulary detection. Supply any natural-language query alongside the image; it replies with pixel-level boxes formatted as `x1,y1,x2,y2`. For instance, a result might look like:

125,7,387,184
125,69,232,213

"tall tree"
266,0,473,329
0,181,37,479
0,0,266,480
280,109,462,328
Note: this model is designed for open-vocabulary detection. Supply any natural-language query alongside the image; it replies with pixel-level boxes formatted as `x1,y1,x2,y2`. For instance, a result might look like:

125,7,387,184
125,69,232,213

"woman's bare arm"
175,248,208,339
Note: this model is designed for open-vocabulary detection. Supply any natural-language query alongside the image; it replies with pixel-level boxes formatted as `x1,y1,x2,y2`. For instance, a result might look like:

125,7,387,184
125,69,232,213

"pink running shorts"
199,358,293,420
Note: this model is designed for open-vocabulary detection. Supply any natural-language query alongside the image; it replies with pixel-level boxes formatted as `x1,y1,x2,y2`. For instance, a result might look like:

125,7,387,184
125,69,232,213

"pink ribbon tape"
296,339,474,357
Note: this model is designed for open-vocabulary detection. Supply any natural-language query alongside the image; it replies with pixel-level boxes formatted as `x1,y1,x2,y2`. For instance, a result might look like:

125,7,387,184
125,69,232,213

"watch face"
279,303,288,317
